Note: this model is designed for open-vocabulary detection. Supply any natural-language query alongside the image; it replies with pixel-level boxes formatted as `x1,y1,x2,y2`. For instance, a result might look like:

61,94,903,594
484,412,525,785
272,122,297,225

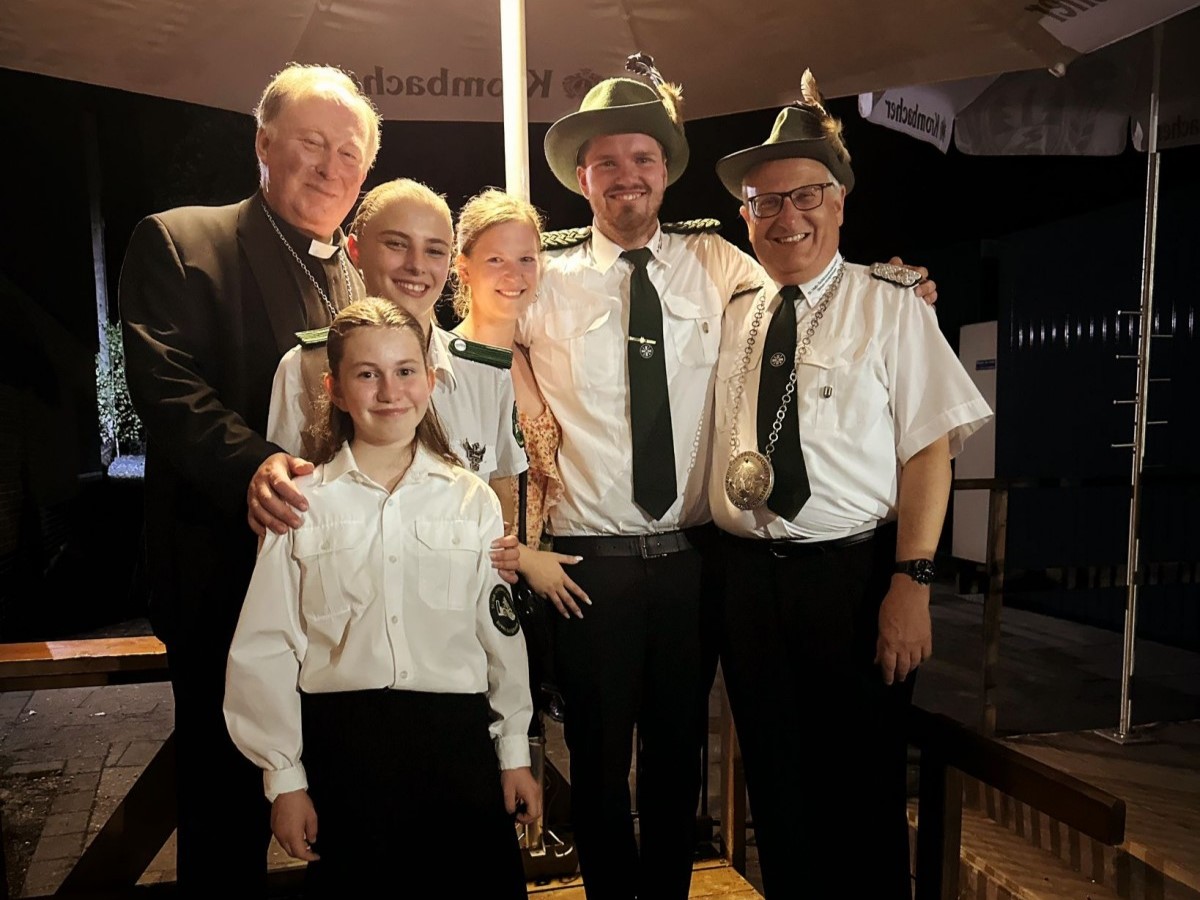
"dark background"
1,65,1196,646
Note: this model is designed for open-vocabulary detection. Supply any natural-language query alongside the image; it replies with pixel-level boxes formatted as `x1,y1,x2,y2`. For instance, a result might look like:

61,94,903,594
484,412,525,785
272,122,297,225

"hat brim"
716,138,855,200
544,101,690,195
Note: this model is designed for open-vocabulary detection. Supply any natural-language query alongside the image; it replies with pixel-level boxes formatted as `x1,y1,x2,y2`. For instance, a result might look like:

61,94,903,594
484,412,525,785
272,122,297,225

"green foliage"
96,322,144,459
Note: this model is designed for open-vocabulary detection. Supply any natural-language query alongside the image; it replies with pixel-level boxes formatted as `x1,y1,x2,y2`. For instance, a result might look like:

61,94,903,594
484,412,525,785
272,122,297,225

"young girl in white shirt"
224,297,539,897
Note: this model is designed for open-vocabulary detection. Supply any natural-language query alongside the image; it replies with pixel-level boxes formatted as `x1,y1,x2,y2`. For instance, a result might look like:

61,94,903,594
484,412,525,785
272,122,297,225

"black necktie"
623,248,677,519
756,285,811,519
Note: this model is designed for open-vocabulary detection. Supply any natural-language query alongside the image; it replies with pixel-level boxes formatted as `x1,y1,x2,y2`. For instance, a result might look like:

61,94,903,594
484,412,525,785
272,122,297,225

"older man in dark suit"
119,63,378,895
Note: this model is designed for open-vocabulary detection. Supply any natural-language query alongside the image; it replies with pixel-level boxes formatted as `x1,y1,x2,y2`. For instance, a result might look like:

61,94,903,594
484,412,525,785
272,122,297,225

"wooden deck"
529,858,762,897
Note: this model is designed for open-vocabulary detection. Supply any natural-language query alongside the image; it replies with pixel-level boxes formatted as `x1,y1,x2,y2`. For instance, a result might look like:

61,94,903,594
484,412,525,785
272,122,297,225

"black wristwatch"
895,558,936,585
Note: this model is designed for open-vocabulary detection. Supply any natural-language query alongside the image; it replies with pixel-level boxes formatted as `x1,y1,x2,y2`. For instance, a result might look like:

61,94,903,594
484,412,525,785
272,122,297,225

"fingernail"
581,597,593,605
574,556,583,562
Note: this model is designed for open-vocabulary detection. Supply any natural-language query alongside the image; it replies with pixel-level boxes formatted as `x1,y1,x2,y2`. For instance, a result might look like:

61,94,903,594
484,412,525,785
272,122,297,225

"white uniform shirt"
265,326,527,483
710,254,994,541
519,222,764,536
224,444,533,802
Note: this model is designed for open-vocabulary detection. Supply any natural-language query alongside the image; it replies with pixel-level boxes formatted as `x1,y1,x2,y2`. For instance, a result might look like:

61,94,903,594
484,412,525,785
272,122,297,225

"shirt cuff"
263,762,308,803
495,734,532,770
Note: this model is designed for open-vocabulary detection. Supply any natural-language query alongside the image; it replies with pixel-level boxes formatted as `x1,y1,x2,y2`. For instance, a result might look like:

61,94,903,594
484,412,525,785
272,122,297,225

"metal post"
500,0,530,201
1106,23,1163,744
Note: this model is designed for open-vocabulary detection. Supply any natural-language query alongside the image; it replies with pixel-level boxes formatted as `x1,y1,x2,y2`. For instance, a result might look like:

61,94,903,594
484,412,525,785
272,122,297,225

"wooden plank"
529,858,762,897
0,638,168,691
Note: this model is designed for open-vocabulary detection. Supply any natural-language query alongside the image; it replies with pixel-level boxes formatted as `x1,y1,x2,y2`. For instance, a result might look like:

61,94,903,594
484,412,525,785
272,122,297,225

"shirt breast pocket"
293,524,373,623
545,308,617,390
414,520,483,611
662,291,721,368
802,340,885,434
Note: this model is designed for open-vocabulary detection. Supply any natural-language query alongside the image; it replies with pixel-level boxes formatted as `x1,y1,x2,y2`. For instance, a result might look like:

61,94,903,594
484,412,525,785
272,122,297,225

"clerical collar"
262,199,343,260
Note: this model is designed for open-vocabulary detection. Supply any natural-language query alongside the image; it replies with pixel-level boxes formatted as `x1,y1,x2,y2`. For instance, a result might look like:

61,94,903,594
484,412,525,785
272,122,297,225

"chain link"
728,263,845,460
261,201,354,320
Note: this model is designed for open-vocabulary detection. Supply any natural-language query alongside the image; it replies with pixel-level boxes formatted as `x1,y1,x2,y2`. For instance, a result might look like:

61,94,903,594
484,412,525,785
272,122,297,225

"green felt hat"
544,77,690,195
716,69,855,199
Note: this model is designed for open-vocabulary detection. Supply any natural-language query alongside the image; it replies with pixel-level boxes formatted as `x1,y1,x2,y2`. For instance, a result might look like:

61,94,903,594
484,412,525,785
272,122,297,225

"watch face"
898,559,936,585
911,559,936,584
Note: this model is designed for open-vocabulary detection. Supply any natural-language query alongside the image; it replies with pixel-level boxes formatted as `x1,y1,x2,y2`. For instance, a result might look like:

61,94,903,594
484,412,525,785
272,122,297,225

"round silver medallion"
639,343,654,359
769,352,787,368
724,450,774,511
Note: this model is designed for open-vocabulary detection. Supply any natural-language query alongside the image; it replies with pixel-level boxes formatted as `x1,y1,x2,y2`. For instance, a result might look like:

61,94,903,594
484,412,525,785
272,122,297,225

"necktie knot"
621,247,654,270
780,284,802,304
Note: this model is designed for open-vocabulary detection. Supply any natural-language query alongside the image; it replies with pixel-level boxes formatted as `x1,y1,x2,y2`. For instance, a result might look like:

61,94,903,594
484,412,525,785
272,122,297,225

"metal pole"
1113,23,1163,741
500,0,531,201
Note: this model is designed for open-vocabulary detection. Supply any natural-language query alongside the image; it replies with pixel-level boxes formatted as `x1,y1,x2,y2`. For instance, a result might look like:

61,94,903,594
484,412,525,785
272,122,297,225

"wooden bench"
0,637,169,693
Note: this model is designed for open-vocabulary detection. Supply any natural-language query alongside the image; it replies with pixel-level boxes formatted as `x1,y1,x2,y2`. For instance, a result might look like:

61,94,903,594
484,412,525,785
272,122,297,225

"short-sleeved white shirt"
265,326,527,484
710,254,994,541
518,222,764,536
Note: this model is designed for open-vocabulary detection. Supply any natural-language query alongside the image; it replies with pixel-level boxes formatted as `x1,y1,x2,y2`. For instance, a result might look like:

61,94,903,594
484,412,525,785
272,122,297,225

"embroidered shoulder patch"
489,585,521,636
541,226,592,252
661,218,721,235
295,326,330,347
869,262,923,288
447,336,513,370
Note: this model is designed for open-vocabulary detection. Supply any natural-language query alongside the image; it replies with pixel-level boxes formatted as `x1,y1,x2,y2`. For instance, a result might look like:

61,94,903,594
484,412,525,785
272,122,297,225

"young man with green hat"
519,67,765,900
708,70,993,897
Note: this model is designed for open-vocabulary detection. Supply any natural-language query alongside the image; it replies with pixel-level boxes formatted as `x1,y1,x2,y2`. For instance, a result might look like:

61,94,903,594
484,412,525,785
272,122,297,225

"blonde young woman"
451,188,590,616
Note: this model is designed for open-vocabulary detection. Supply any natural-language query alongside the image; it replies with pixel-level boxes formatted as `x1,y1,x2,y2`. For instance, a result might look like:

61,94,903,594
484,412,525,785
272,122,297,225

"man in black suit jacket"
119,63,379,895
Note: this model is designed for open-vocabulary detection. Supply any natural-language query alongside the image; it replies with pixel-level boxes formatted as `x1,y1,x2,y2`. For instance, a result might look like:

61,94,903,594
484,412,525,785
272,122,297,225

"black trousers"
718,524,914,899
167,637,272,898
550,528,721,900
301,689,528,899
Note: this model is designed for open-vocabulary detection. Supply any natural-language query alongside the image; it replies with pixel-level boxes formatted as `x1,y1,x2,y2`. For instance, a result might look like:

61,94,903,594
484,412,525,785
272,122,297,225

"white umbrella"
2,0,1082,200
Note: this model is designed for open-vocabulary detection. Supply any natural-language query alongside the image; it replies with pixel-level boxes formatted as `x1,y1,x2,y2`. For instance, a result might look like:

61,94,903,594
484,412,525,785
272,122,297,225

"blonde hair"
451,188,545,319
309,297,459,468
254,63,382,183
350,178,453,241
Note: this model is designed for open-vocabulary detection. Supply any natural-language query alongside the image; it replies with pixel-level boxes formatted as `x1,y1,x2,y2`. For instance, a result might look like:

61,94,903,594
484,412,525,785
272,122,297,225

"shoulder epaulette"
662,218,721,235
869,262,923,288
541,226,591,251
447,335,513,370
295,327,330,347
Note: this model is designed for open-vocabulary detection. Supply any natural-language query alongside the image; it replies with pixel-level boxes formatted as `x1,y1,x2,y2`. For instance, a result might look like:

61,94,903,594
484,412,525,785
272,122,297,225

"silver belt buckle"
638,534,669,559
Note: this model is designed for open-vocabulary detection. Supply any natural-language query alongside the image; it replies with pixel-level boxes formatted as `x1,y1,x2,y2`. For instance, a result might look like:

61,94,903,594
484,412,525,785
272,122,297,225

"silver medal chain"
261,201,354,320
728,263,844,459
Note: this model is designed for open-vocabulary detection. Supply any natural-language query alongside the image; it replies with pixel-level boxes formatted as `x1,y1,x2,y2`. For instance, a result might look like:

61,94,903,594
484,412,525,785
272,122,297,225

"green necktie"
756,285,811,519
622,248,677,519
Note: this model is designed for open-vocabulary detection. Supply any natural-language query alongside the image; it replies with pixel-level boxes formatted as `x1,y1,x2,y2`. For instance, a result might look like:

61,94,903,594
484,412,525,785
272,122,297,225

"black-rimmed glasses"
745,182,835,218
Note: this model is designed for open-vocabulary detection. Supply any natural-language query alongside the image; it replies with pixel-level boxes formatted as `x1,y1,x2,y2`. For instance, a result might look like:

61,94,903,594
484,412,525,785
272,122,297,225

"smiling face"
327,325,435,453
457,220,541,326
741,157,845,286
576,132,668,248
349,193,454,325
256,90,372,241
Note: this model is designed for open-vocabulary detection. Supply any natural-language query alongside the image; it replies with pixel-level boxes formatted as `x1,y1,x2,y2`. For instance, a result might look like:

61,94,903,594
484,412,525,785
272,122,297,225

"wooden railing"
717,701,1126,900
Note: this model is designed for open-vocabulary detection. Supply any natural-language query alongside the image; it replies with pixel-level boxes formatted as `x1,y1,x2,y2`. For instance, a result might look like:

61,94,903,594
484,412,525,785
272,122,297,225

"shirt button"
389,554,397,563
451,536,460,546
321,540,331,550
391,615,398,624
399,670,409,680
386,499,394,507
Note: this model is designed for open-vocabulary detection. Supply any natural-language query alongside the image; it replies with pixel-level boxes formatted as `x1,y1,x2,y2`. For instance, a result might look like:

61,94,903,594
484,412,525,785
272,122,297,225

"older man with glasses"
708,71,994,898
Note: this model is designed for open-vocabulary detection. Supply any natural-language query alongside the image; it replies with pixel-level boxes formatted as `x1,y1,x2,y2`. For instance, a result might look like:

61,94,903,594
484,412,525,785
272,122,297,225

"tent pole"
500,0,530,202
1112,22,1163,743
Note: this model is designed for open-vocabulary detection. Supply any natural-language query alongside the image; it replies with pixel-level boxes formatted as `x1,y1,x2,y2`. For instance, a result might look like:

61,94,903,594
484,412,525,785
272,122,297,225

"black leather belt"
724,521,896,559
551,529,697,559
